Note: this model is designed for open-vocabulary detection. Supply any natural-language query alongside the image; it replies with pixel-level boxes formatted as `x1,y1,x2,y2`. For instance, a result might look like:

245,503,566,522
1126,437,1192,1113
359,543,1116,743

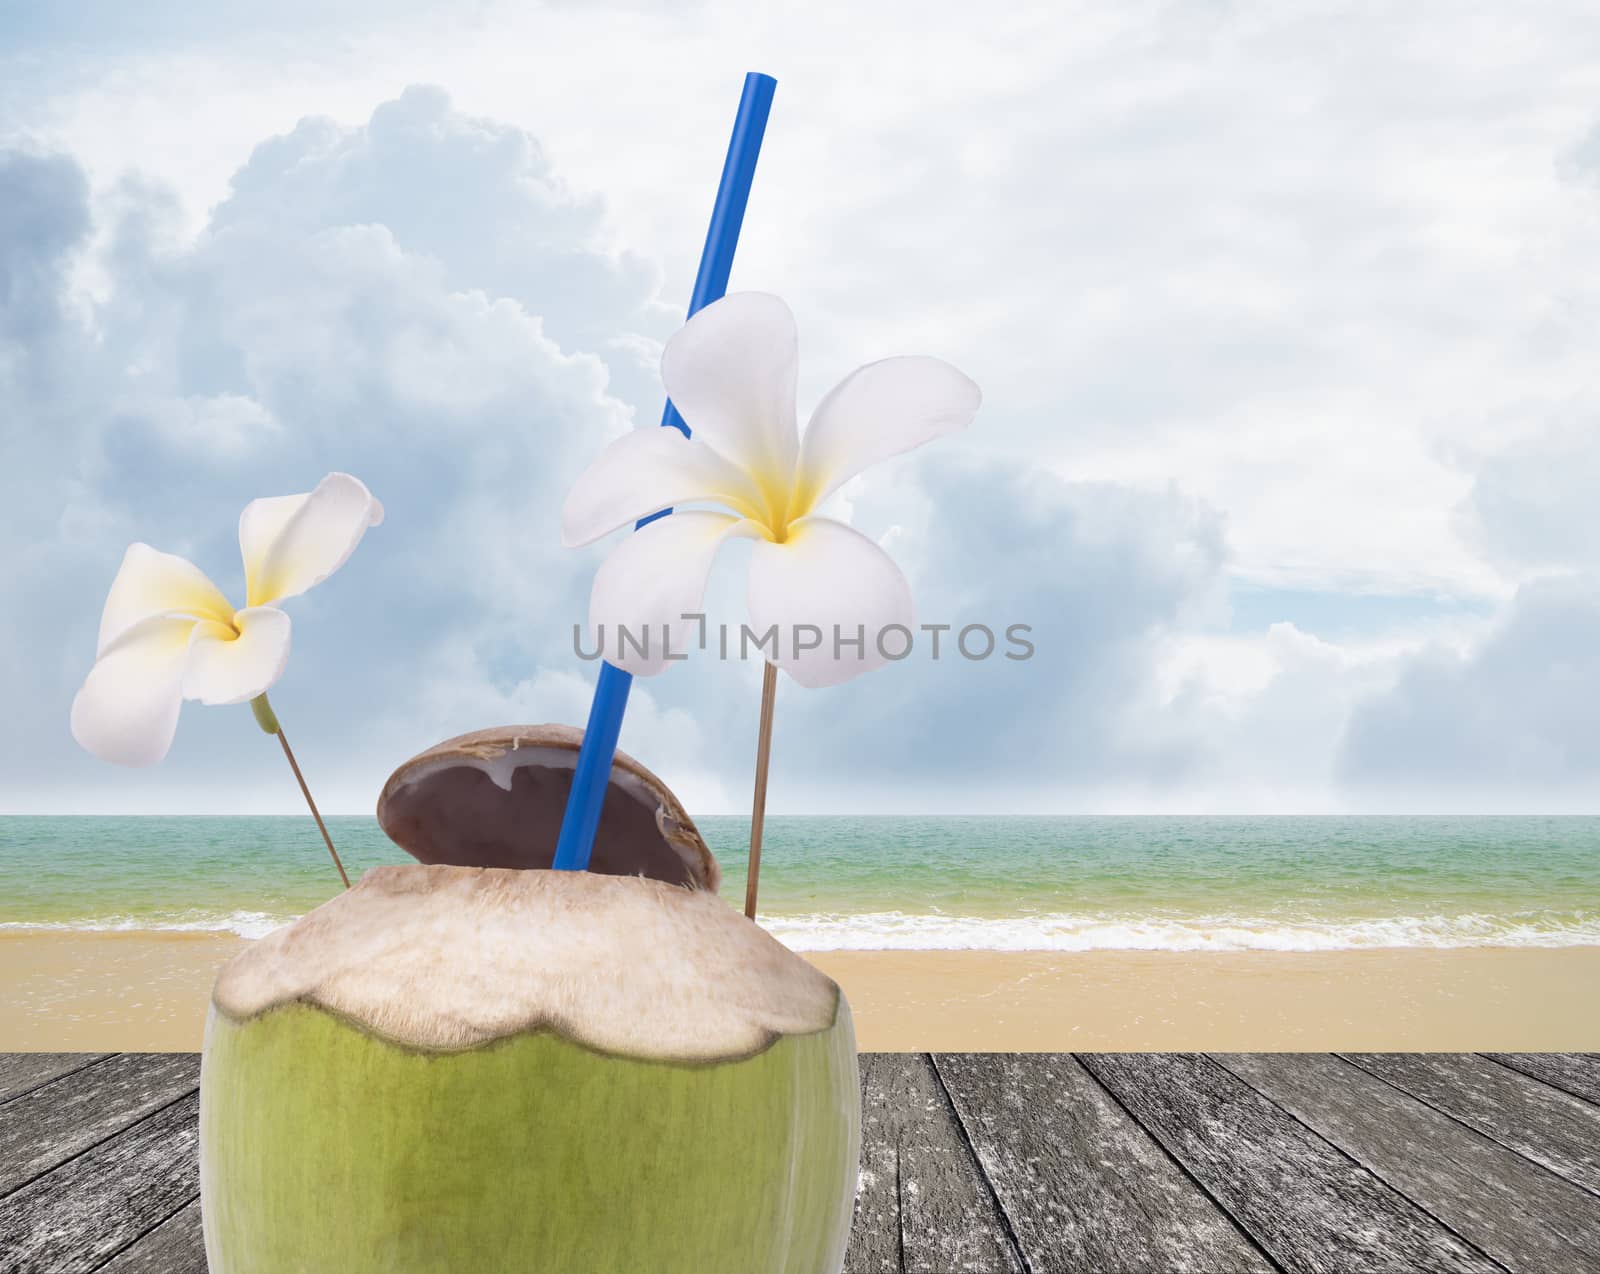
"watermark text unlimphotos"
574,615,1035,664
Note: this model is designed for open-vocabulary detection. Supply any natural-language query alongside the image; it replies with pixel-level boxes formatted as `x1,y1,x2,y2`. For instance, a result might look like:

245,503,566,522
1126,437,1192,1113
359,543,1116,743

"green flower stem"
251,694,281,735
253,692,350,890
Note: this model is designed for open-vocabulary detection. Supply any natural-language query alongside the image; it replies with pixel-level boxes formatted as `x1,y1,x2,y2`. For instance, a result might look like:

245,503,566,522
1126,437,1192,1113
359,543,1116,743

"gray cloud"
1,86,1243,814
212,86,669,402
0,151,89,345
1457,423,1600,575
1338,575,1600,806
2,91,655,811
6,58,1597,815
832,457,1227,802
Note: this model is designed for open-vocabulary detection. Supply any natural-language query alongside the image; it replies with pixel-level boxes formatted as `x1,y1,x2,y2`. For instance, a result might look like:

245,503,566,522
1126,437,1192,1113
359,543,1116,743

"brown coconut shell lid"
376,724,719,892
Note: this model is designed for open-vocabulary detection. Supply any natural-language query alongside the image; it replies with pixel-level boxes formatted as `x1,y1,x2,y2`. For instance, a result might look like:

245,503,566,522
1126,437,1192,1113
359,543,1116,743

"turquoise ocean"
2,816,1598,951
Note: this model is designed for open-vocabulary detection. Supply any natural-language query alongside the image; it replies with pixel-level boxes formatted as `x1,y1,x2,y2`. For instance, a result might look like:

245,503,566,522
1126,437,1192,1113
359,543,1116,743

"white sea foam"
6,908,1600,951
762,910,1600,952
0,911,291,940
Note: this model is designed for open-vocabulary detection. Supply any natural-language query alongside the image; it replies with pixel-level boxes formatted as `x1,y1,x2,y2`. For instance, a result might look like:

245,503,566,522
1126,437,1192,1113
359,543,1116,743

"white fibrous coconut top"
213,864,841,1061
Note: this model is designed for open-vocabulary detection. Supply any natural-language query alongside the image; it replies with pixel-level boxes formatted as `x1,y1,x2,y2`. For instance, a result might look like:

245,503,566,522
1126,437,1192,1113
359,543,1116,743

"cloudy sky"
4,1,1599,815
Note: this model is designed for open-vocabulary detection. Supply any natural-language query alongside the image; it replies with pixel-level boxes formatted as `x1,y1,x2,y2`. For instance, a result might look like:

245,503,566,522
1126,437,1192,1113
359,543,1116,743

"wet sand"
1,930,1597,1051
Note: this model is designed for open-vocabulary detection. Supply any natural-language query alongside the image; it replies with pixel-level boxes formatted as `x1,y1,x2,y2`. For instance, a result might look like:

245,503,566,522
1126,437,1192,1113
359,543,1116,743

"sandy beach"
2,929,1597,1051
809,946,1600,1051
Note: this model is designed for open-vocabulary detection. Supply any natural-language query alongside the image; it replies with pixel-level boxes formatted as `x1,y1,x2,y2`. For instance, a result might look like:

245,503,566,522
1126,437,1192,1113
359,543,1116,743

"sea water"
1,815,1597,951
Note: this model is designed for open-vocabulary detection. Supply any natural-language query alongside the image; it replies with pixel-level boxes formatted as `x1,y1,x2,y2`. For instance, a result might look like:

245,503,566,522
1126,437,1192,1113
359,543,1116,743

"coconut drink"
200,726,860,1274
63,73,978,1274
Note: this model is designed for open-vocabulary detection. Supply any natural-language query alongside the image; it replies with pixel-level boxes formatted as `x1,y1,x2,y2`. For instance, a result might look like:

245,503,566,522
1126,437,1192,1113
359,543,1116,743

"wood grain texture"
0,1053,200,1196
0,1055,109,1107
934,1053,1271,1273
843,1053,901,1274
0,1091,199,1274
1346,1053,1600,1195
1486,1054,1600,1108
1081,1053,1501,1273
97,1198,205,1274
1220,1052,1600,1273
3,1051,1597,1274
861,1053,1024,1274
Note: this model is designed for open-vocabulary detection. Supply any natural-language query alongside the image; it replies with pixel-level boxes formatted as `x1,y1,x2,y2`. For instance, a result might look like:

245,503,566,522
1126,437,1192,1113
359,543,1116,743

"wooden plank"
98,1198,205,1274
854,1053,1024,1274
0,1053,200,1196
0,1054,110,1106
934,1053,1271,1273
843,1053,901,1274
1345,1053,1600,1195
897,1053,1024,1274
1081,1053,1500,1273
0,1091,199,1274
1220,1053,1600,1273
1486,1054,1600,1108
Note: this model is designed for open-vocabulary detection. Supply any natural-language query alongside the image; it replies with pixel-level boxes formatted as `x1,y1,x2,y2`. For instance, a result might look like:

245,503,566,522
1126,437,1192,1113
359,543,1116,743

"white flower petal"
97,543,233,653
561,426,767,548
660,293,799,506
240,472,384,607
70,615,198,767
587,511,760,677
182,607,293,706
746,516,914,689
794,356,981,513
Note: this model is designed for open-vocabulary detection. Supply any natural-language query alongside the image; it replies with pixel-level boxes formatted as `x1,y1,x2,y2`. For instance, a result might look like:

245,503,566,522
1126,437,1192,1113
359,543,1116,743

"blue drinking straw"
552,71,777,872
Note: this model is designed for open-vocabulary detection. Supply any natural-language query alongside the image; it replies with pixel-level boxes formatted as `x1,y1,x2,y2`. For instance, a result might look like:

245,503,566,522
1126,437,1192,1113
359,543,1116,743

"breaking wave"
763,910,1600,952
0,911,292,940
5,908,1600,951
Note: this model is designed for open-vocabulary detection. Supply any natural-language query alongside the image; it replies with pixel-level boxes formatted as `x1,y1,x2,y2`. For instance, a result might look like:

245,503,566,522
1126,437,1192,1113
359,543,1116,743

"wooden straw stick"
744,660,779,920
276,726,350,890
252,694,349,890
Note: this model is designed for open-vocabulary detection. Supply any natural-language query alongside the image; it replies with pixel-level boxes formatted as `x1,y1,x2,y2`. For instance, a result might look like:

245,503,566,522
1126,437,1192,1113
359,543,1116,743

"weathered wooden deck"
1,1053,1597,1273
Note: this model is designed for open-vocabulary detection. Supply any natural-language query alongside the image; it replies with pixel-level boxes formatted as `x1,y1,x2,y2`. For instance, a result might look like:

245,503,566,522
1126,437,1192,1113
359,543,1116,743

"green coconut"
201,728,859,1274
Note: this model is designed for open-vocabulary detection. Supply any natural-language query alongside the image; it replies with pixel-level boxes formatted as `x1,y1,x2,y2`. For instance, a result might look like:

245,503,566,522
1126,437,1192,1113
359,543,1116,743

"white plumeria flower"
71,473,383,767
563,292,980,688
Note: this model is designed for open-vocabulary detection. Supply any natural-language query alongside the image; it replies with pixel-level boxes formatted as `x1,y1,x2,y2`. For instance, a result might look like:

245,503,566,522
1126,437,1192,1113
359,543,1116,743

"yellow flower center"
748,466,817,545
